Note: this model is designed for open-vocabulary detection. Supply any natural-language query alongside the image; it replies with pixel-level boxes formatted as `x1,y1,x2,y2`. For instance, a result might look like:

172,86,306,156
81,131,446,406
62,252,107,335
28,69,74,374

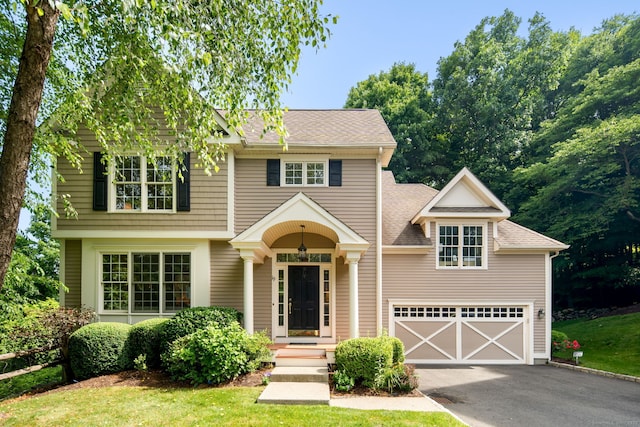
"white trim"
227,150,235,234
382,245,433,254
435,221,488,270
389,300,534,365
412,167,510,224
82,239,210,323
270,251,336,341
280,158,328,187
376,149,382,334
109,154,177,213
53,230,234,239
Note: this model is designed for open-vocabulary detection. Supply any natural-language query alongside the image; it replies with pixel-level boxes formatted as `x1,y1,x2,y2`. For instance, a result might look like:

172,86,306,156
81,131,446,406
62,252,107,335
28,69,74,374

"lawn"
553,311,640,377
0,386,464,426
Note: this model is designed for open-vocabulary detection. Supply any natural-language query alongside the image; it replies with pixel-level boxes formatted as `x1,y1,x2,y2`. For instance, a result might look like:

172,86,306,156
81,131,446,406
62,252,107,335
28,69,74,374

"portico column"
241,254,255,334
346,254,360,338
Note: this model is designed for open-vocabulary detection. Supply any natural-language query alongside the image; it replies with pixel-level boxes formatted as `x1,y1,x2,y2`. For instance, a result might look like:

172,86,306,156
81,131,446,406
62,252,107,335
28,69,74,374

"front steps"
257,345,332,405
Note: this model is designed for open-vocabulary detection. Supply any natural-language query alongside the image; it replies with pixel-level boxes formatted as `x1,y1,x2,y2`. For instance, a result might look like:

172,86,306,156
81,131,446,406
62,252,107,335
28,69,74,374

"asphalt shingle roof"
233,109,397,146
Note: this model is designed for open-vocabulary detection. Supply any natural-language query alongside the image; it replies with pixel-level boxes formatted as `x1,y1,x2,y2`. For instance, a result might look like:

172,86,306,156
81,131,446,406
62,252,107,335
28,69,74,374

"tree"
432,10,577,199
514,15,640,308
344,63,446,185
0,0,336,291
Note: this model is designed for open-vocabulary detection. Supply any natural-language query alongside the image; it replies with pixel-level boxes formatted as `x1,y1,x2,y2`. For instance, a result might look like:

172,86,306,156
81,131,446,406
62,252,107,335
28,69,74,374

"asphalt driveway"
417,365,640,427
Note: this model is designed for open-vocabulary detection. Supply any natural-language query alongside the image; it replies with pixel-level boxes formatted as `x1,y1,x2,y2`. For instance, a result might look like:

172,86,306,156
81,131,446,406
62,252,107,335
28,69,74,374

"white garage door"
391,304,530,364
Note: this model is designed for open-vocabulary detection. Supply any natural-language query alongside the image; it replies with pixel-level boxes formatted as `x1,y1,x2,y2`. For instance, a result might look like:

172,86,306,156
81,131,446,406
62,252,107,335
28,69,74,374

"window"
438,225,485,268
283,161,326,186
113,155,174,211
101,252,191,313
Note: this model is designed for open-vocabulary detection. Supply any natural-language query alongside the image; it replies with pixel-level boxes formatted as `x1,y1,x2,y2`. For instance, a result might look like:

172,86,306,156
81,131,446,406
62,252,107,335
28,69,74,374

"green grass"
553,312,640,377
0,366,63,401
0,386,464,426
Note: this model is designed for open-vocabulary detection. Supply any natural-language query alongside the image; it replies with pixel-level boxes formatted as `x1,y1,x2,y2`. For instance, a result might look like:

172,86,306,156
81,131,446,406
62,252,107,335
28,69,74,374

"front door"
288,266,319,336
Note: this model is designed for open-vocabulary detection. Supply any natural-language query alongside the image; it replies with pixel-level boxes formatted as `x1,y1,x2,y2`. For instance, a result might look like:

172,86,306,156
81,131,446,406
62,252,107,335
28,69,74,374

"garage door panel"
467,343,521,360
406,343,454,360
393,304,529,365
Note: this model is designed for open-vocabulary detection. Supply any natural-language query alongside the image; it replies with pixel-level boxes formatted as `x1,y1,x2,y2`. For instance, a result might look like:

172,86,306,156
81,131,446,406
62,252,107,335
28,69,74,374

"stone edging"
548,361,640,383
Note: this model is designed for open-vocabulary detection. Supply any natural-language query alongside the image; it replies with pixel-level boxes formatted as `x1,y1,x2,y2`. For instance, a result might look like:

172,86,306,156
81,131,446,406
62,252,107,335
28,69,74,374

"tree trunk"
0,3,59,291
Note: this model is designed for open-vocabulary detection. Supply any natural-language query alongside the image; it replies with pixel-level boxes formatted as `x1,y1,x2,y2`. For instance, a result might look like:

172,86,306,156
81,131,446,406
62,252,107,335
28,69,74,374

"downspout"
376,147,383,334
545,250,561,361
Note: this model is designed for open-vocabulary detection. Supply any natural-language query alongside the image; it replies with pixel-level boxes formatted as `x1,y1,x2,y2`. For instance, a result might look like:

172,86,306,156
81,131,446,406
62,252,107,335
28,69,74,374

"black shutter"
329,160,342,187
93,152,108,211
267,159,280,186
177,152,191,212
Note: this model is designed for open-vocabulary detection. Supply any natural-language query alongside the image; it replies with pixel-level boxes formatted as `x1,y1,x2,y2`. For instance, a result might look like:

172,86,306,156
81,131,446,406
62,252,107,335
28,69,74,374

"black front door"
288,266,320,335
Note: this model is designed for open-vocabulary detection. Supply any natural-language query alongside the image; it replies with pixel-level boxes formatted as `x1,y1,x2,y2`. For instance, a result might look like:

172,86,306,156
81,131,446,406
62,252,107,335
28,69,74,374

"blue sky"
281,0,639,109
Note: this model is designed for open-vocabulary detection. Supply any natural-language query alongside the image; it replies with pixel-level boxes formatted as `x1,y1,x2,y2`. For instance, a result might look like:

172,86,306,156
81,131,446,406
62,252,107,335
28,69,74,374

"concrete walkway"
330,393,450,413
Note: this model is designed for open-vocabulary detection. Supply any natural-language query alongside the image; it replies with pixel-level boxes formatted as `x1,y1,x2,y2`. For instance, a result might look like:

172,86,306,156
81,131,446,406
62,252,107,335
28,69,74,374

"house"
52,109,568,365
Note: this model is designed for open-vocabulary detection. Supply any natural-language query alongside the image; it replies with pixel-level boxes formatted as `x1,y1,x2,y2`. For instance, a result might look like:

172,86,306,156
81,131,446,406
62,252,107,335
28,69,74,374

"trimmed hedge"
159,306,242,355
162,323,272,385
126,318,169,369
68,322,132,380
335,336,394,387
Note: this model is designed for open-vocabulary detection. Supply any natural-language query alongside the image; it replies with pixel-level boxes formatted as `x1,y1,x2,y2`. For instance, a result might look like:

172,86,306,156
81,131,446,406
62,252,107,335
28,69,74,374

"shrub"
335,336,393,387
162,323,271,386
374,363,418,393
158,306,242,355
380,335,405,364
68,322,132,380
551,330,569,354
0,301,94,373
126,318,169,369
333,370,355,392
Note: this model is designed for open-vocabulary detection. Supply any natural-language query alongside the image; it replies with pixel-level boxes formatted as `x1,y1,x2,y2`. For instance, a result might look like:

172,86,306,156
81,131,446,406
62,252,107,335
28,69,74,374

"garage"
390,303,532,364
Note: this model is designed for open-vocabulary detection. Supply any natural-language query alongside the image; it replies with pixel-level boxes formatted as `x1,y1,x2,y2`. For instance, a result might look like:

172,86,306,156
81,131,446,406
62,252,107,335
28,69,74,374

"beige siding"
55,125,228,232
63,240,82,308
209,241,243,310
235,158,378,336
382,223,547,353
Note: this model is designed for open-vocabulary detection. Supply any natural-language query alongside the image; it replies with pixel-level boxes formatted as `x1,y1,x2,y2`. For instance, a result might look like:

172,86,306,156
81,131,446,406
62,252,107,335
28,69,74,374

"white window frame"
110,154,176,212
99,250,193,315
436,221,488,269
281,158,328,187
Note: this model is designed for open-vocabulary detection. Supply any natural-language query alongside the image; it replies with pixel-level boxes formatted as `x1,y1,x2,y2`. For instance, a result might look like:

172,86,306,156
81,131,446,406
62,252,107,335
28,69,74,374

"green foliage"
68,322,132,380
158,306,241,355
374,363,418,394
0,366,63,401
379,335,405,364
332,370,355,392
554,312,640,376
0,205,63,317
514,15,640,308
126,318,168,369
551,330,569,354
432,10,578,198
0,301,95,371
344,62,444,185
0,387,466,426
162,323,271,386
335,336,394,388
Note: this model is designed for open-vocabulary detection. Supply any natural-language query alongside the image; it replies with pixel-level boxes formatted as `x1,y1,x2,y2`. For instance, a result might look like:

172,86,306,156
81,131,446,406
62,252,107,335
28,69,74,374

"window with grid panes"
114,155,174,211
101,252,191,314
438,225,485,268
283,161,326,186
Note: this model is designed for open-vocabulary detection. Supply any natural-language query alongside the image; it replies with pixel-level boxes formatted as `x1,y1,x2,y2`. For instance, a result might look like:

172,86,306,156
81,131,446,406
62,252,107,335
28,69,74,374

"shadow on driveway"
417,365,640,427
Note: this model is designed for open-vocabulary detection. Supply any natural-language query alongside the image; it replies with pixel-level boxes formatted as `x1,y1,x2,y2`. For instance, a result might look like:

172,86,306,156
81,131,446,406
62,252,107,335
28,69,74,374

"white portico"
229,193,369,340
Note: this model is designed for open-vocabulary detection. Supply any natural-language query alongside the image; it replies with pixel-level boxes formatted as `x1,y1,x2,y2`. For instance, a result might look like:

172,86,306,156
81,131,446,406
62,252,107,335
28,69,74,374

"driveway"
417,365,640,427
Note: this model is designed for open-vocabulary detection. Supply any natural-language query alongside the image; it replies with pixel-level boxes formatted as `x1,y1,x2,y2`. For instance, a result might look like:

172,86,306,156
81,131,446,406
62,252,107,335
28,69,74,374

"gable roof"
381,171,437,246
225,109,397,166
411,167,510,224
230,192,369,263
382,169,568,252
